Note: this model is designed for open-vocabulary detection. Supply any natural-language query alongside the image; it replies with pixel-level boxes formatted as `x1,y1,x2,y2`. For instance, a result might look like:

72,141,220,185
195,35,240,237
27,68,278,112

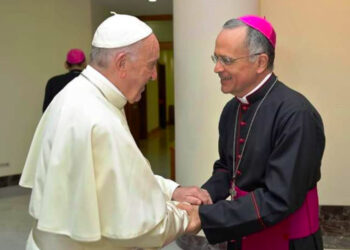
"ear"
114,52,128,78
256,53,269,73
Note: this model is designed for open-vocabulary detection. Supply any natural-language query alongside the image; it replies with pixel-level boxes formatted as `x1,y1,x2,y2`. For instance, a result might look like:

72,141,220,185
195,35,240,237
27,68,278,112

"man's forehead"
139,44,159,63
216,28,249,53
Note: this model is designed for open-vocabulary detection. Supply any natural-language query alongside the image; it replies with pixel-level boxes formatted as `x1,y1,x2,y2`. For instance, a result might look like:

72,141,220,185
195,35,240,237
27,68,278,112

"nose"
214,61,224,73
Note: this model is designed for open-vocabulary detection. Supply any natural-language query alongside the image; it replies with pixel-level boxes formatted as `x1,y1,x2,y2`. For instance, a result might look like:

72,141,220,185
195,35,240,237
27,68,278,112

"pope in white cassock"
19,13,210,250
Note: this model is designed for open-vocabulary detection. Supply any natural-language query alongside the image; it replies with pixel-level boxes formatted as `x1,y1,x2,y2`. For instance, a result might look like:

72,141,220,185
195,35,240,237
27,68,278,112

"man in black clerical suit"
179,15,325,250
42,49,86,112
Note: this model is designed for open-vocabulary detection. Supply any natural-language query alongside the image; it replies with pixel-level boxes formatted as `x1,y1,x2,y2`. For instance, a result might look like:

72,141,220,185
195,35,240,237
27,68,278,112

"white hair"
89,40,143,68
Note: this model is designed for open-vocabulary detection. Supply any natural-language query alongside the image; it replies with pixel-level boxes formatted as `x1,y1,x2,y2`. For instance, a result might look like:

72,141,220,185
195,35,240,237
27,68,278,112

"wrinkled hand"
172,186,212,205
177,203,201,234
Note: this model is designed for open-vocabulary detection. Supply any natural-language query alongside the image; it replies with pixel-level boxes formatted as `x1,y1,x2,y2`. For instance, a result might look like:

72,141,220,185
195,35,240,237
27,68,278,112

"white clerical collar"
81,65,127,109
237,73,272,104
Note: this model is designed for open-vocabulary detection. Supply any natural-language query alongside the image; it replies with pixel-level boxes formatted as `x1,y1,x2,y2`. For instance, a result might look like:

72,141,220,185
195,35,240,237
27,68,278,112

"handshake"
172,186,213,235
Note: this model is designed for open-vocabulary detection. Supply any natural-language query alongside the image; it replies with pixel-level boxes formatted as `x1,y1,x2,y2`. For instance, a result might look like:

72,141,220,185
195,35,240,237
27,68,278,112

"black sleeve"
42,80,54,112
199,108,325,244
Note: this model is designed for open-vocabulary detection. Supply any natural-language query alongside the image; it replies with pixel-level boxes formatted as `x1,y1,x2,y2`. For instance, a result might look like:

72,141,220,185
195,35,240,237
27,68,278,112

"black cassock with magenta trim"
200,74,325,250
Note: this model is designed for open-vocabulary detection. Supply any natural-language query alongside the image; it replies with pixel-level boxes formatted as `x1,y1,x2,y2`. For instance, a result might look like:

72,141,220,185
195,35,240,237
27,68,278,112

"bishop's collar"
237,73,277,105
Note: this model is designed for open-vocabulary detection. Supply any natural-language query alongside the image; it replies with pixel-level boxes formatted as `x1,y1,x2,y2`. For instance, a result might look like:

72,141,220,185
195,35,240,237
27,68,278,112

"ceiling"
95,0,173,16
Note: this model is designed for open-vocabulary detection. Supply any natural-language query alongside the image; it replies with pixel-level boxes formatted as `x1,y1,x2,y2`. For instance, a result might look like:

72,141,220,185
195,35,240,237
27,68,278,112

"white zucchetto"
92,12,153,48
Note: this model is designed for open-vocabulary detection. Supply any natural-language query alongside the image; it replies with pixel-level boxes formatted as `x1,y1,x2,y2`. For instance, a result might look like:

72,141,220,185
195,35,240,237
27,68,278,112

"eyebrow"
214,52,231,58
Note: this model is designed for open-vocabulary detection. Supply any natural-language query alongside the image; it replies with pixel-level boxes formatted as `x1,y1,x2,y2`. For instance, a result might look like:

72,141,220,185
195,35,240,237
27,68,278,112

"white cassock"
19,65,188,250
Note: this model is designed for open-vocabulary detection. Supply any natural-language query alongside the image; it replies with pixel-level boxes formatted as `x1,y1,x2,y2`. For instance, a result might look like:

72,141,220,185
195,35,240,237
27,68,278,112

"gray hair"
89,40,143,68
223,19,275,70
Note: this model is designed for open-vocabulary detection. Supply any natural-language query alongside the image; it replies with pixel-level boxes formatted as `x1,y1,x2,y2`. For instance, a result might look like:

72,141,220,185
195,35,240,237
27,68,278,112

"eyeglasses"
211,52,264,66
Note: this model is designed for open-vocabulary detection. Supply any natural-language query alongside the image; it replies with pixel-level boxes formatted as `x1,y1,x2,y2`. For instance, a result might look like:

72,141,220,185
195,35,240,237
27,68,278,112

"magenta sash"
233,186,320,250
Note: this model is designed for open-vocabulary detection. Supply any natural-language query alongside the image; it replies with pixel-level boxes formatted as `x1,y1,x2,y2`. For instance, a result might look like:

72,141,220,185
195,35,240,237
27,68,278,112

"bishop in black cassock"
198,15,325,250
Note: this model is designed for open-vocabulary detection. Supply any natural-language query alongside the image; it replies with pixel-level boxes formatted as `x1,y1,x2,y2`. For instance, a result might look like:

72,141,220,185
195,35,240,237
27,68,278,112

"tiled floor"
0,186,33,250
0,125,348,249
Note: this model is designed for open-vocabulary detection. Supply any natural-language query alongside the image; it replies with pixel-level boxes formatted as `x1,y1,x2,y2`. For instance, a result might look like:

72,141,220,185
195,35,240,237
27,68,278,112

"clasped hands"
172,186,212,235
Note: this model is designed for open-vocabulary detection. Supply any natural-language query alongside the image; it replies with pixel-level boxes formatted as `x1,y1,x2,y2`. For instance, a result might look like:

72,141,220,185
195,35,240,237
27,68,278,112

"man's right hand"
177,203,201,234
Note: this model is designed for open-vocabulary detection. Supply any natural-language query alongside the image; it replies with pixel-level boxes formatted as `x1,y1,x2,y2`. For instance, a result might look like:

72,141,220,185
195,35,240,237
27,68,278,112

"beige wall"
261,0,350,205
0,0,92,177
91,1,112,32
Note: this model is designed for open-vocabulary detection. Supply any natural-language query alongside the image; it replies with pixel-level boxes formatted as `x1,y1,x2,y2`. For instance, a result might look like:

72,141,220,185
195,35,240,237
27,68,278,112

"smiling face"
214,27,261,97
124,34,159,103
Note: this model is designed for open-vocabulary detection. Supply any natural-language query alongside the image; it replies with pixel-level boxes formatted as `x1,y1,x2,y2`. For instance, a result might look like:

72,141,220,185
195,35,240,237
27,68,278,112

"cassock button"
240,121,247,126
237,154,241,159
239,138,245,144
237,170,242,176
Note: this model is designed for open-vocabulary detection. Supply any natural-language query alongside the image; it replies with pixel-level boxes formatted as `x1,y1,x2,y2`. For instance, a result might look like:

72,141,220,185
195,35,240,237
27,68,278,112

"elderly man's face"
213,27,260,97
126,34,159,103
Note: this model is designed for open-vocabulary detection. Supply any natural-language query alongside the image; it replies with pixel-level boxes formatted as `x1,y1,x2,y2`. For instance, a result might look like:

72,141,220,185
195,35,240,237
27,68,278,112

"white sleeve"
155,175,180,201
112,201,189,249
